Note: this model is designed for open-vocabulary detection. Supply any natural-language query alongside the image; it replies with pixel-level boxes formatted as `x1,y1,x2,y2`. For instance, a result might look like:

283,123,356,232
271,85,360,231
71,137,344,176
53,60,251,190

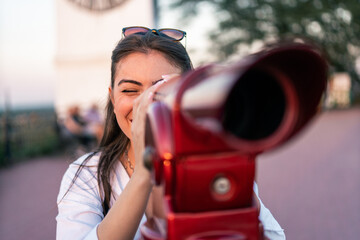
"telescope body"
141,42,328,240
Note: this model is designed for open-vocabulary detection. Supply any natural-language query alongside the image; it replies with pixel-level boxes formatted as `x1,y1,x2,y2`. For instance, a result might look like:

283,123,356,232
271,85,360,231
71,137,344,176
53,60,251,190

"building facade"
55,0,155,117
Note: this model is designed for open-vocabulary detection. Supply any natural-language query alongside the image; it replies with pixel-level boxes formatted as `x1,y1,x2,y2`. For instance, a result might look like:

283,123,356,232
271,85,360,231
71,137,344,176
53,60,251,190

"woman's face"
110,50,181,140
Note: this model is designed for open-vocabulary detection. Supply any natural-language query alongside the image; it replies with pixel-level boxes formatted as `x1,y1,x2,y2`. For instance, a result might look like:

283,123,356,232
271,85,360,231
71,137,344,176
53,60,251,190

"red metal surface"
166,206,260,240
169,44,327,155
146,102,174,186
142,42,328,240
141,204,261,240
173,153,255,212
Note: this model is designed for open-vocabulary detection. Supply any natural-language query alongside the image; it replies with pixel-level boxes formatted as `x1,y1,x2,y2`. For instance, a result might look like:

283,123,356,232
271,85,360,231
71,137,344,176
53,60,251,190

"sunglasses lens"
123,27,149,37
159,29,185,41
122,27,186,42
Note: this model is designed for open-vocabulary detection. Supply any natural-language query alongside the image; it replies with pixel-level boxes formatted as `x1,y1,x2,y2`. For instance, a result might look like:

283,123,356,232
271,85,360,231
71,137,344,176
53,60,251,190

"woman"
56,27,285,240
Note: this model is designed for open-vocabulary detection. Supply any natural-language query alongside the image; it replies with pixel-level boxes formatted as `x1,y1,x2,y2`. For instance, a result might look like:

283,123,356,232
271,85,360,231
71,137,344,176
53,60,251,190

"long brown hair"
65,32,193,215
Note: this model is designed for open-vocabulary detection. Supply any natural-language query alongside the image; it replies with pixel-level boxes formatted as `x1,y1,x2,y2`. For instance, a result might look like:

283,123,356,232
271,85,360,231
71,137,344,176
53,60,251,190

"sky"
158,0,217,64
0,0,56,109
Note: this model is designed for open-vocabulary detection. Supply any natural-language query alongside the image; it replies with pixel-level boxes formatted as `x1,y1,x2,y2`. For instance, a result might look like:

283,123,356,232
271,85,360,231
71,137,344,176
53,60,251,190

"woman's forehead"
114,51,181,84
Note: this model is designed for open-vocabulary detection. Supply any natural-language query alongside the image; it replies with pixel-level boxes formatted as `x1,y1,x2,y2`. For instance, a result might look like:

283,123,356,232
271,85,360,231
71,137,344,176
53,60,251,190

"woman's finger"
141,79,168,104
161,73,180,82
131,80,168,136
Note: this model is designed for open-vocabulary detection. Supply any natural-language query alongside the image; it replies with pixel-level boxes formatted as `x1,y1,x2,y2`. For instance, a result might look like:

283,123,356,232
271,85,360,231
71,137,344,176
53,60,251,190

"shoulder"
253,182,286,239
72,152,100,167
66,152,100,178
57,152,101,203
56,153,104,239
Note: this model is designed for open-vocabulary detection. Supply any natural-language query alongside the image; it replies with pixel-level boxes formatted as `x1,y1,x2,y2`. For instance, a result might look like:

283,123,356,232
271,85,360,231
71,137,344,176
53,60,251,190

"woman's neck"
127,145,135,167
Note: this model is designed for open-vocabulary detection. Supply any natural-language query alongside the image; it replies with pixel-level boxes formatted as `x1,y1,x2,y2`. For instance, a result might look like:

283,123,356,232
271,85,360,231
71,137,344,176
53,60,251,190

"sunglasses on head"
122,26,187,42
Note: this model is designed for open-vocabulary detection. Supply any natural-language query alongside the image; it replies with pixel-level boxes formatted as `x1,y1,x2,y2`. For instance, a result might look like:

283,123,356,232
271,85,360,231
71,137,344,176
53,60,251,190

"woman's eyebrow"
117,79,142,86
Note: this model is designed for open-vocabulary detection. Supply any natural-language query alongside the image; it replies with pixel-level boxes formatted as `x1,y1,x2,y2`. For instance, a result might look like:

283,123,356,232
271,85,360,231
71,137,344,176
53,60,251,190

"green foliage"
172,0,360,86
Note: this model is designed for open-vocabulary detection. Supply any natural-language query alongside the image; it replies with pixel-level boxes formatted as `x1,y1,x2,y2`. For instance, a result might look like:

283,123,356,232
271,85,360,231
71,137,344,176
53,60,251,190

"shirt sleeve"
56,156,104,240
253,182,286,240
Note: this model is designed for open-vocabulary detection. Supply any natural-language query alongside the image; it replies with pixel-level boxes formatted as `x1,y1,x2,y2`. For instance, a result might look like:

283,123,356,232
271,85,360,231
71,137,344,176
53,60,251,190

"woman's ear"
109,87,115,105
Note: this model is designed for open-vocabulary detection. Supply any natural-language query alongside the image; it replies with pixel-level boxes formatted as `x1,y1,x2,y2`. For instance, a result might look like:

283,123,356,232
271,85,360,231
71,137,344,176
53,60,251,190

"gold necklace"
124,158,134,172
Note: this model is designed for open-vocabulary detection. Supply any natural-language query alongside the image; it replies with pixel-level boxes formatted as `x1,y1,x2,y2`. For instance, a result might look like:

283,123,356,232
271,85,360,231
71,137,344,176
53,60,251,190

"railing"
0,107,60,167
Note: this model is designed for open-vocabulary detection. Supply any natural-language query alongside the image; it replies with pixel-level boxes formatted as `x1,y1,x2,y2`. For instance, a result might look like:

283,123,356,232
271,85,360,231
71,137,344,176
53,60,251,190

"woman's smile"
110,50,181,141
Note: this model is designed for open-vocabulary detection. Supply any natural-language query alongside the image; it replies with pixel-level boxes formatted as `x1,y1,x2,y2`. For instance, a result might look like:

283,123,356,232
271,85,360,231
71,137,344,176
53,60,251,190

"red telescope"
141,41,328,240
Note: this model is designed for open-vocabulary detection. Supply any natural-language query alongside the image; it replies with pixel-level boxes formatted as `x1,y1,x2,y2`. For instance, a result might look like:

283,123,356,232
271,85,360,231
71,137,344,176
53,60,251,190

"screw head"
213,177,231,195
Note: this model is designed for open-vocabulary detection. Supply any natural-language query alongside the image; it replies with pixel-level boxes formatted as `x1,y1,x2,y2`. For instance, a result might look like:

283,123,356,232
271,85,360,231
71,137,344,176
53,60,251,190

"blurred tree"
172,0,360,100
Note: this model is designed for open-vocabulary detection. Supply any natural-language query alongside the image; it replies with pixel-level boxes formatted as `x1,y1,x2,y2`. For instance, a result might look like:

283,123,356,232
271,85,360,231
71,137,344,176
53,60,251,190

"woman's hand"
130,78,170,177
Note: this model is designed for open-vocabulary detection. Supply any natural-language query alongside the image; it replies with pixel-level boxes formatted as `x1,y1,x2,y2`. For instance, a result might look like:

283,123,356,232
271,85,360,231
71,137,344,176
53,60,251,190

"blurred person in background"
63,105,86,136
63,104,103,151
83,103,104,143
56,27,285,240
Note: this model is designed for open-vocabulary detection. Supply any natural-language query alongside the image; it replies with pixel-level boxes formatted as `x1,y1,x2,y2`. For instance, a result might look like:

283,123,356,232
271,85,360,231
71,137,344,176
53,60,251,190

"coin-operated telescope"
141,41,328,240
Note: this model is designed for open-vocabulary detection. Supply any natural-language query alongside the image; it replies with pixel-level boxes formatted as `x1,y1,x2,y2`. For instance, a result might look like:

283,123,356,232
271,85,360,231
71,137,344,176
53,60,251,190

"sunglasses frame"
122,26,187,42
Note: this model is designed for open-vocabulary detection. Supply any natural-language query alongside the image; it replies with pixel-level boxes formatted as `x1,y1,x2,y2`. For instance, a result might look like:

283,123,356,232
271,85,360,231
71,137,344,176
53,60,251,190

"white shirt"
56,153,285,240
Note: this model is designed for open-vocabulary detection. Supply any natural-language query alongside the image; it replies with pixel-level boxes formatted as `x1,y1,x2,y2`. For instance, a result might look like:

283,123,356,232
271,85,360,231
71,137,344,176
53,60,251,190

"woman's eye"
122,89,138,93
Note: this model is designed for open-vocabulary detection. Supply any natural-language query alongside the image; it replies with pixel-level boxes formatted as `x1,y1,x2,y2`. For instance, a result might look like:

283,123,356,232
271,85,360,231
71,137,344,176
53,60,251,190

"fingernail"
161,74,173,81
162,73,180,81
158,79,167,84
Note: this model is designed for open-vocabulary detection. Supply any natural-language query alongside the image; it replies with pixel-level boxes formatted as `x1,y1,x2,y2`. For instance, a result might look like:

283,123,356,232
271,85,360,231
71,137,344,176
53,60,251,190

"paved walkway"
258,107,360,240
0,155,71,240
0,108,359,240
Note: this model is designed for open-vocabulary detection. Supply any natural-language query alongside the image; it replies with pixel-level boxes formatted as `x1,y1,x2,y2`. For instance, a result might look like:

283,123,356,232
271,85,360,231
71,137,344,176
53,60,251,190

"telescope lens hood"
223,68,286,141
